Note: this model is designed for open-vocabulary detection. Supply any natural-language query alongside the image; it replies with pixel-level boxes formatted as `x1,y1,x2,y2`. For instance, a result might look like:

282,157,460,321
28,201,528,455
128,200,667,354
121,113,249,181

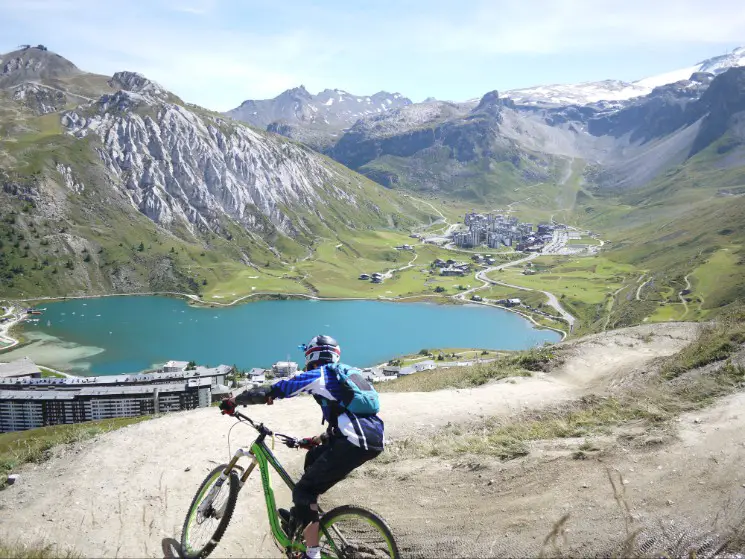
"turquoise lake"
13,296,561,375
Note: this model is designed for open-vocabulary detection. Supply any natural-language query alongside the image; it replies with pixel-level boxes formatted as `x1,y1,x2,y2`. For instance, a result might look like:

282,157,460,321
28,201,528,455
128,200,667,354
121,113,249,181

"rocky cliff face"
107,71,169,99
331,99,477,169
11,83,66,114
60,73,373,238
330,92,551,196
689,67,745,156
585,75,712,142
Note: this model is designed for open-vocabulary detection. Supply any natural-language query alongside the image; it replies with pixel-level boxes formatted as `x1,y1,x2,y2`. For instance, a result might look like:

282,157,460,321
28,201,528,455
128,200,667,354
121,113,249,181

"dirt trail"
350,389,745,558
636,274,651,301
0,324,698,558
679,274,692,317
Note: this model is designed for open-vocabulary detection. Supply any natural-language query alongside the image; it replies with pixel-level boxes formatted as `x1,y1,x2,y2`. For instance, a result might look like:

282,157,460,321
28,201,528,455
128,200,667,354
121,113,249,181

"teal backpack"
328,363,380,416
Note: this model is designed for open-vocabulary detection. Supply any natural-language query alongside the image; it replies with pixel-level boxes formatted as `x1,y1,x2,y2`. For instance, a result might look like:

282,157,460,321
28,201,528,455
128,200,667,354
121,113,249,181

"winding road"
454,250,576,334
404,194,450,236
636,274,651,301
679,274,692,317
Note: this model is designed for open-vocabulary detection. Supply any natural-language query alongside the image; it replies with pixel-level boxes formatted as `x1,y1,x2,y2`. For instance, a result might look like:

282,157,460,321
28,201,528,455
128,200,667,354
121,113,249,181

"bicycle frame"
195,413,346,557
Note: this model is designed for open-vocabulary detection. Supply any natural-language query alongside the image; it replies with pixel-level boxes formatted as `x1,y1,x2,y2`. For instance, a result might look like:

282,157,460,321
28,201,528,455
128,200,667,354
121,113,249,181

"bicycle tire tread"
181,465,239,559
319,504,400,559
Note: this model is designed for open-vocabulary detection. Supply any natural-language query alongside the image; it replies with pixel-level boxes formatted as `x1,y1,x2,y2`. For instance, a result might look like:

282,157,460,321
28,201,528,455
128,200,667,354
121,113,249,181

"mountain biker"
219,335,384,559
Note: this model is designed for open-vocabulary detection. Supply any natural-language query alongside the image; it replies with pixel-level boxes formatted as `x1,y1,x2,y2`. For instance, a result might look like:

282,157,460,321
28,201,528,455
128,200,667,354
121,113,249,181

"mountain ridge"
225,86,412,150
0,48,432,298
504,46,745,107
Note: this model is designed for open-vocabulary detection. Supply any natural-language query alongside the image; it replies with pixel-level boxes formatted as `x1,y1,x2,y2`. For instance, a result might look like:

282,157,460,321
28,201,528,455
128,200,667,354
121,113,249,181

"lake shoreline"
2,292,561,374
6,286,560,335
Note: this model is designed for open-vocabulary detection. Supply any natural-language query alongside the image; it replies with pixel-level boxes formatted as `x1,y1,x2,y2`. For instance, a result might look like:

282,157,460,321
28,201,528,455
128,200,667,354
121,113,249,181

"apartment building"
0,378,213,432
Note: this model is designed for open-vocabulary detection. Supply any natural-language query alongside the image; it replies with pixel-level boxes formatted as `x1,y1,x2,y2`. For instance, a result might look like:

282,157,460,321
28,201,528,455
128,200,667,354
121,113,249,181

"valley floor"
6,323,741,558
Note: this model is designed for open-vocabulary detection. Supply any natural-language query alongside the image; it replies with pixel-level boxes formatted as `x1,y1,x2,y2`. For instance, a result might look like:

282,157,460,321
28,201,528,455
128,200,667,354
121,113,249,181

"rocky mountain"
0,46,114,118
0,45,80,88
60,72,399,237
324,65,745,198
226,86,412,149
503,46,745,107
221,46,742,202
330,93,556,197
0,49,430,297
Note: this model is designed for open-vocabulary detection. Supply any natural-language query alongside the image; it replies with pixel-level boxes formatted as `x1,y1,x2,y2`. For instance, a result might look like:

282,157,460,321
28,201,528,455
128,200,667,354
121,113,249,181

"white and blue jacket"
269,364,385,452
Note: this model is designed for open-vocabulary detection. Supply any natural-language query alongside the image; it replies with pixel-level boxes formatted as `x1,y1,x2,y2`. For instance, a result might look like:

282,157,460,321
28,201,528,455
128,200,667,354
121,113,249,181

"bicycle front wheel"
181,464,240,559
318,505,399,559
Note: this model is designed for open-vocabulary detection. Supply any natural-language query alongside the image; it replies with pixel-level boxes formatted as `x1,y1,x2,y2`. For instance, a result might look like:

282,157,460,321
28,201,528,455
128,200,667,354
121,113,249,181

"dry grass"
0,539,81,558
661,308,745,379
535,468,745,558
376,362,531,392
381,356,745,462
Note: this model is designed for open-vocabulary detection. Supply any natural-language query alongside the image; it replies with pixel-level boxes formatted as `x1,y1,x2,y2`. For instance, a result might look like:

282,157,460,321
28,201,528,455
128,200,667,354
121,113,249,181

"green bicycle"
180,410,399,559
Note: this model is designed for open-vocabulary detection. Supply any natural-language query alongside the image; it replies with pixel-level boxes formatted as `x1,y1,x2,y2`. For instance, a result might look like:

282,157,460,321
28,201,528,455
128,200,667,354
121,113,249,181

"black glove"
219,397,236,415
297,436,322,450
236,385,274,406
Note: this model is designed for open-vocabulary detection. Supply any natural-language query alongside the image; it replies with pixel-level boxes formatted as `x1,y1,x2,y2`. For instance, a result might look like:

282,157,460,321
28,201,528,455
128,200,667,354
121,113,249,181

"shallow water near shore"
11,296,561,374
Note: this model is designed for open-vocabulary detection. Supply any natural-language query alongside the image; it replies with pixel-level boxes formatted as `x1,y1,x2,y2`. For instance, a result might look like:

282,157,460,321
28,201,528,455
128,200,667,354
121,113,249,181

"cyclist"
220,335,384,559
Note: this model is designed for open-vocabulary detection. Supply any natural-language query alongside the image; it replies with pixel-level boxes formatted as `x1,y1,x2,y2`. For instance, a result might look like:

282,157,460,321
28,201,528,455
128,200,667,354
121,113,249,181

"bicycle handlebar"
232,410,302,449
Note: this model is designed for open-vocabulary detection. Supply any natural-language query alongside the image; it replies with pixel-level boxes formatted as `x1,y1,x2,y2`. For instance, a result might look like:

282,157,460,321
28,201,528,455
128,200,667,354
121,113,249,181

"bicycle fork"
197,449,258,517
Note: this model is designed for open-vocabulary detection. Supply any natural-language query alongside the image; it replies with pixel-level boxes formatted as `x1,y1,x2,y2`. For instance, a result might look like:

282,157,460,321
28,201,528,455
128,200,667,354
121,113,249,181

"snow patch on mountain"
506,80,650,106
504,47,745,107
634,65,700,89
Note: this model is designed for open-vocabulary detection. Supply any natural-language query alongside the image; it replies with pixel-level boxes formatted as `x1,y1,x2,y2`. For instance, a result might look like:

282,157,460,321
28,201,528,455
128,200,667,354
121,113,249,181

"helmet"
300,335,341,370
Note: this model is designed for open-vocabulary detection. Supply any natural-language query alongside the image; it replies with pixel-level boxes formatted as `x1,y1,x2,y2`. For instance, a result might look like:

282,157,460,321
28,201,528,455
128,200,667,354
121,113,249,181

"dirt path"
382,252,418,279
349,388,745,558
636,274,650,301
603,284,628,331
0,324,697,558
679,274,692,318
403,194,449,235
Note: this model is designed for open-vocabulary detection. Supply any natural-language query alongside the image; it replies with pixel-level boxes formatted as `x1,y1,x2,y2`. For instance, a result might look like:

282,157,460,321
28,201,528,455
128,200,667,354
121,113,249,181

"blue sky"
1,0,743,111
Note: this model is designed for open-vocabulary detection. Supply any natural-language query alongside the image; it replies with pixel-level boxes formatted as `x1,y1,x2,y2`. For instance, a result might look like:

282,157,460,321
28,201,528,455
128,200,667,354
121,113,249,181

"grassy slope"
484,255,639,334
358,138,561,204
574,137,745,327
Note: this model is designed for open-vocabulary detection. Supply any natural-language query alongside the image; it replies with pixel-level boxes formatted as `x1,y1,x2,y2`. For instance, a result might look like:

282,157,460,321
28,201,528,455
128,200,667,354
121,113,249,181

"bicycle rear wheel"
318,505,399,559
181,464,239,559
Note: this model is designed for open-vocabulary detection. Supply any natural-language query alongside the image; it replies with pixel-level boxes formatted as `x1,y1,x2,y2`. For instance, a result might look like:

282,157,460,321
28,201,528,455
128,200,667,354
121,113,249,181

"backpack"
328,363,380,416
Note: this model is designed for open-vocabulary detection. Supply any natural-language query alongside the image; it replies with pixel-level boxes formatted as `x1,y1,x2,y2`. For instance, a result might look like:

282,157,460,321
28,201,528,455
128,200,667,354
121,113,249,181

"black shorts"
292,436,381,507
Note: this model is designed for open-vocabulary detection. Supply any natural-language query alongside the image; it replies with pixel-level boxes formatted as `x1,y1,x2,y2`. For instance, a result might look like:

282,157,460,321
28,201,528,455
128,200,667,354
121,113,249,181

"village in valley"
357,210,598,285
